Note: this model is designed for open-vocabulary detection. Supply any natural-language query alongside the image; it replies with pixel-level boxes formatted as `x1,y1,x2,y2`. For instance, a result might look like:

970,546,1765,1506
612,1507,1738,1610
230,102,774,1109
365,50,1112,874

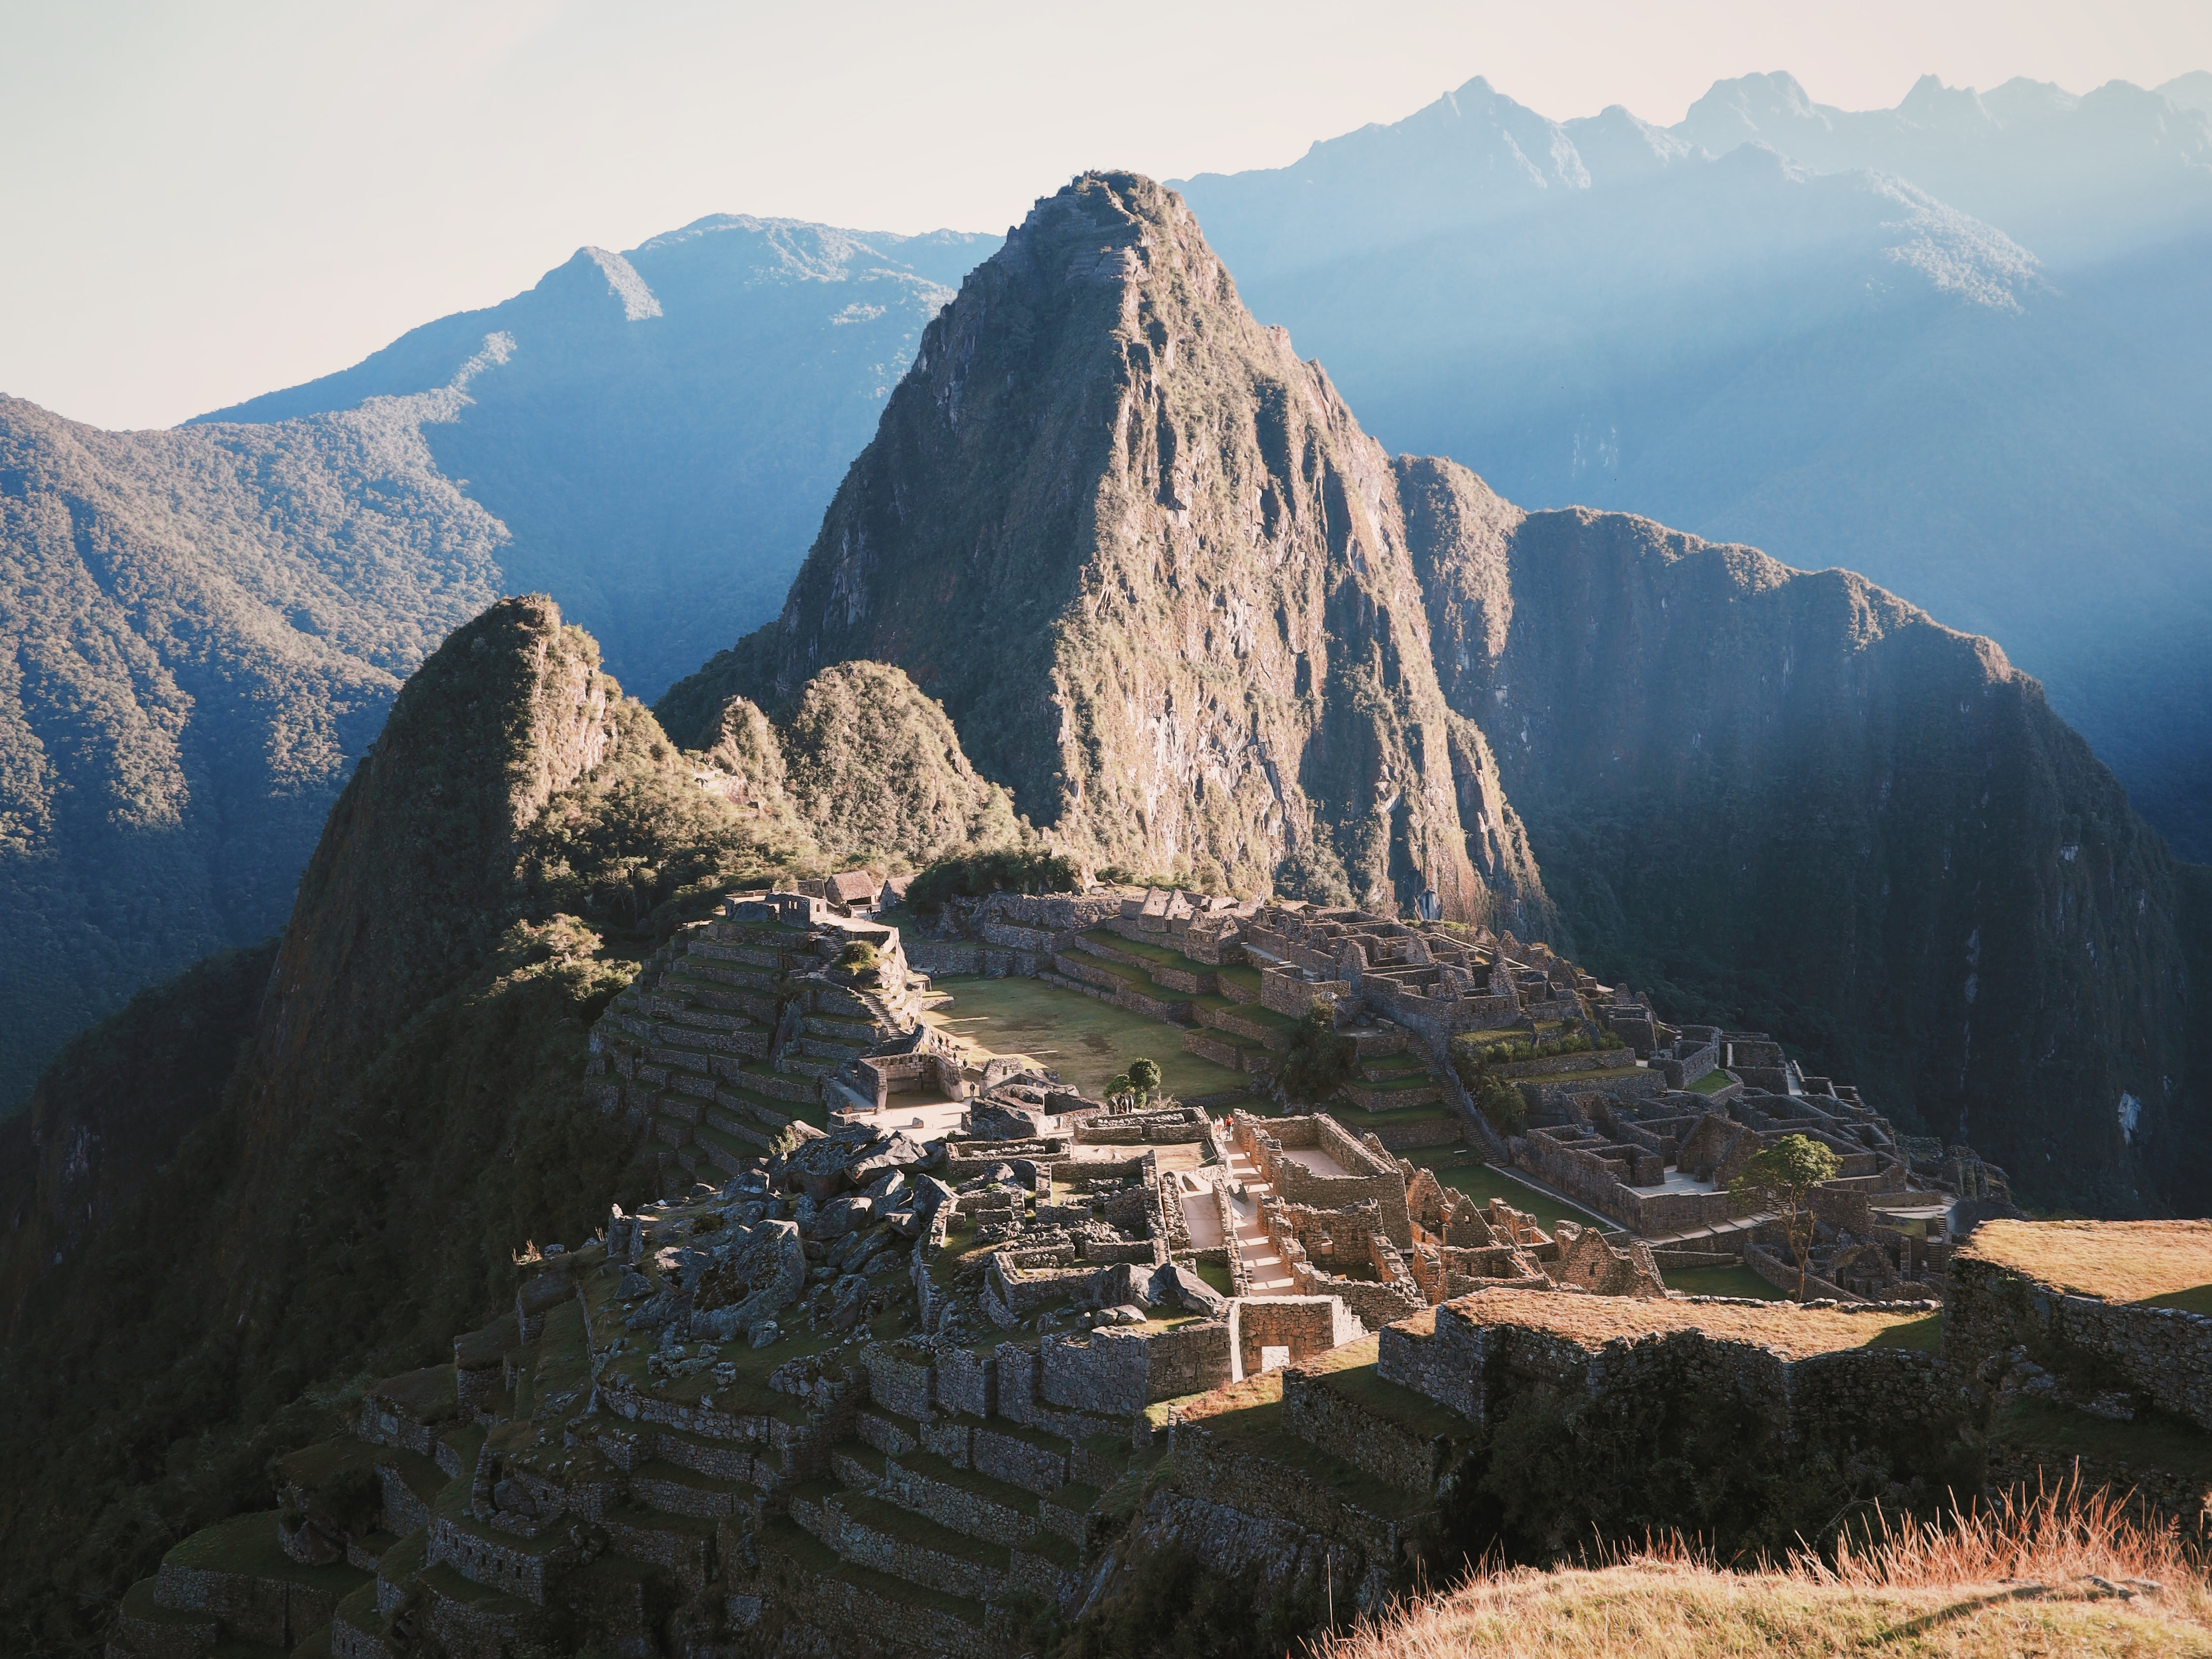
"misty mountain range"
1176,70,2212,862
0,66,2206,1121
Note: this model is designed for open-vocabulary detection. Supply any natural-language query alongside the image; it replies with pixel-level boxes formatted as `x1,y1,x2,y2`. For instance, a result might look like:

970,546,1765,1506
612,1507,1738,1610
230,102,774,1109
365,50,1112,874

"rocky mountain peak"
677,172,1544,922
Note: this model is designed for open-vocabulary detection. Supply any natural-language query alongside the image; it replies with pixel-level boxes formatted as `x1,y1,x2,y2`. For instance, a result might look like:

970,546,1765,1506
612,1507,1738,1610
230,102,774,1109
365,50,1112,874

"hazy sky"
3,0,2206,430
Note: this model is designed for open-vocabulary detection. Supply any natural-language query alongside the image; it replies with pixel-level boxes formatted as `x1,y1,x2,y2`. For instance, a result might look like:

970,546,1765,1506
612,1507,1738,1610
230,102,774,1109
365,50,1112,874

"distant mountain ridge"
197,214,1000,700
1173,70,2212,861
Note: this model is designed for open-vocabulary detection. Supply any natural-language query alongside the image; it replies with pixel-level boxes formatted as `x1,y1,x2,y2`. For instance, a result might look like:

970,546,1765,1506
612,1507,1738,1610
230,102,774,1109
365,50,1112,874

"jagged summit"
668,171,1543,925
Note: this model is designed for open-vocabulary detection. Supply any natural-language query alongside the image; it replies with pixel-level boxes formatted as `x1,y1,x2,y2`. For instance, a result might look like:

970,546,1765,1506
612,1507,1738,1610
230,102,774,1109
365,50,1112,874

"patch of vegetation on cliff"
906,847,1084,915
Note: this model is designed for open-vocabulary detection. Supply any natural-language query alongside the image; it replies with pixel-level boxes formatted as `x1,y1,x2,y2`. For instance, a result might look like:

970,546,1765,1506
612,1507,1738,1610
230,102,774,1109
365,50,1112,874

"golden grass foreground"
1317,1480,2212,1658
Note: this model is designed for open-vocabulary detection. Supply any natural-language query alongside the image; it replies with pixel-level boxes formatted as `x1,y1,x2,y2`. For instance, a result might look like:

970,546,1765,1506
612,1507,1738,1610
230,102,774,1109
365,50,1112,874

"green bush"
836,940,880,974
906,847,1083,915
1277,1004,1356,1102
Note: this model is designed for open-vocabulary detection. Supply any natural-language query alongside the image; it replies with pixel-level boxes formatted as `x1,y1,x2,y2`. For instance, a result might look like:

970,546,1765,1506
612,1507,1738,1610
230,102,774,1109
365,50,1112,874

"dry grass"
1319,1479,2212,1658
1439,1288,1932,1360
1961,1220,2212,1304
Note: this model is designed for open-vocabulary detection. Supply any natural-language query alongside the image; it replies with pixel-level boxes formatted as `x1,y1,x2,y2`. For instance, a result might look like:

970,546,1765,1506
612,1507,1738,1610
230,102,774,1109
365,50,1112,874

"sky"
2,0,2207,431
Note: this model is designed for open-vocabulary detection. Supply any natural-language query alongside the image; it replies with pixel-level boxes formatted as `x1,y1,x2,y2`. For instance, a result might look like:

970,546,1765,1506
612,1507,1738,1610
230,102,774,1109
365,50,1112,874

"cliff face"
1401,460,2207,1210
688,172,1543,921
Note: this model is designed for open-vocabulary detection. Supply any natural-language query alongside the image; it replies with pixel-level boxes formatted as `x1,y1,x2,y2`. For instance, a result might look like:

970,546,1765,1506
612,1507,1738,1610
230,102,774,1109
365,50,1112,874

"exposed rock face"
1400,463,2207,1212
778,661,1020,865
673,172,1543,920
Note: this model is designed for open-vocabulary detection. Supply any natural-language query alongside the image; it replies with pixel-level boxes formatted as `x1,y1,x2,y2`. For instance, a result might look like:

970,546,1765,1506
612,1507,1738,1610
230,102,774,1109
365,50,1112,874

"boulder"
690,1219,806,1340
968,1098,1042,1140
815,1194,876,1238
864,1167,907,1205
911,1176,957,1222
848,1132,931,1186
830,1273,872,1330
1089,1262,1160,1309
1153,1263,1227,1318
616,1270,653,1300
786,1123,886,1199
748,1321,780,1349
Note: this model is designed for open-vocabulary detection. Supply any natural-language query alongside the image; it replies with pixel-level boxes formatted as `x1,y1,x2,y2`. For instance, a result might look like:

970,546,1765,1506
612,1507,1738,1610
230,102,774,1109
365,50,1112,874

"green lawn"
1689,1068,1735,1096
1405,1152,1621,1234
929,975,1244,1099
1663,1264,1789,1301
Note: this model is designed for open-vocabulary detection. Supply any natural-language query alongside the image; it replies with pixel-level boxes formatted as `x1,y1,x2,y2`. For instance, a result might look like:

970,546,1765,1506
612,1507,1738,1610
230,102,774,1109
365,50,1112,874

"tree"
1729,1133,1842,1300
1277,1003,1356,1103
1127,1058,1161,1104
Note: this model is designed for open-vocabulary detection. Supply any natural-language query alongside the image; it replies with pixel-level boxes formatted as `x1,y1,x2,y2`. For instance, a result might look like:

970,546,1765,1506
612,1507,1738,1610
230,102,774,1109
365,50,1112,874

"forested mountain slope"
0,386,504,1113
0,217,993,1113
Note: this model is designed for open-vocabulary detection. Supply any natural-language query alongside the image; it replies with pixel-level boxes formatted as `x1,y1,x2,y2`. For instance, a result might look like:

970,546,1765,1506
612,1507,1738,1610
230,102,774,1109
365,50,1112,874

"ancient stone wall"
1227,1296,1364,1380
1262,970,1349,1018
1379,1296,1958,1451
1281,1370,1461,1495
1943,1253,2212,1430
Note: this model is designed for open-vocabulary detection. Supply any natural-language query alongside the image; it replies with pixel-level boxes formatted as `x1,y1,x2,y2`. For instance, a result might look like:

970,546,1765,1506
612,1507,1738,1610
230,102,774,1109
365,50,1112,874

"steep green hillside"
0,390,505,1116
776,661,1021,865
0,597,801,1653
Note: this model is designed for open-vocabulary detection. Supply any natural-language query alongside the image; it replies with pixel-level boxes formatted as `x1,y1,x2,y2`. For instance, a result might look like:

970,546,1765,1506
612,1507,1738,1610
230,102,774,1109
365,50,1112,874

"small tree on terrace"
1729,1132,1842,1301
1108,1057,1161,1109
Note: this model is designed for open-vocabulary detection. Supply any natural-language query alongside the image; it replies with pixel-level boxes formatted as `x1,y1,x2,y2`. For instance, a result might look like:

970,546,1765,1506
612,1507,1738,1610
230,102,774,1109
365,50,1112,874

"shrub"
836,940,880,974
906,847,1083,915
1278,1004,1356,1102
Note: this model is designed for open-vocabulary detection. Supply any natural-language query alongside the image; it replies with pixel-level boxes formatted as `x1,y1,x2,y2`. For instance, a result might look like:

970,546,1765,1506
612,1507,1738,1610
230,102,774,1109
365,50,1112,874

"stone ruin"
108,883,2086,1659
